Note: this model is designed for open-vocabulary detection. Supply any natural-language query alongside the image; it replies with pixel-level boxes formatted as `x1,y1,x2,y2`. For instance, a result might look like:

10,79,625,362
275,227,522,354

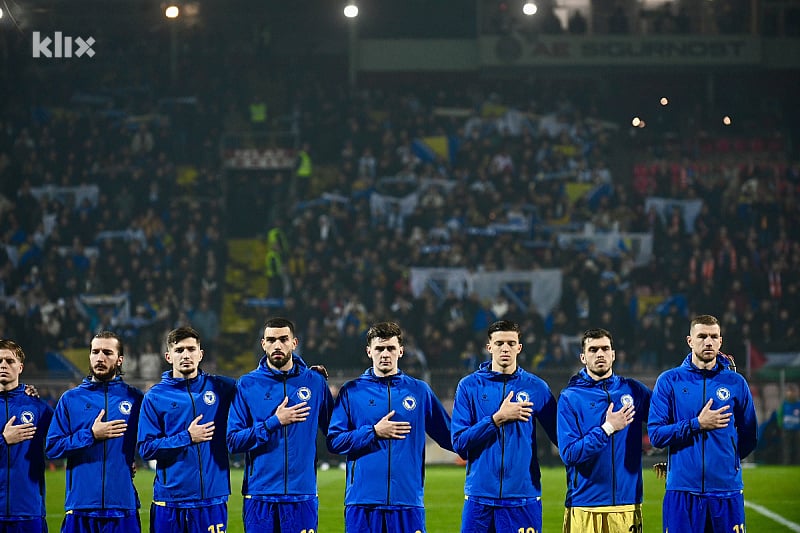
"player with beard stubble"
46,331,145,533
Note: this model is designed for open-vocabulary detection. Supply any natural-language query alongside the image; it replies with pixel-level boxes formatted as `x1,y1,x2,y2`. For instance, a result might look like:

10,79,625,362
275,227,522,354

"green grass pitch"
45,464,800,532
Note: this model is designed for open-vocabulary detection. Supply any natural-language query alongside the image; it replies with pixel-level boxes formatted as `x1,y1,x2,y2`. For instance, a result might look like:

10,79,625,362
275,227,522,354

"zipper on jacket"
283,376,289,495
3,392,9,516
102,383,108,509
387,380,392,504
187,379,205,499
499,378,507,499
731,436,739,472
701,377,706,493
603,382,616,505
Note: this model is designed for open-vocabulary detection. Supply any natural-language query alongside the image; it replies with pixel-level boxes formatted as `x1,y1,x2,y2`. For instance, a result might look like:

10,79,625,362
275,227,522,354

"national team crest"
203,391,217,405
297,387,312,401
118,401,132,415
402,395,417,411
716,387,731,401
621,394,634,407
20,411,35,424
516,391,530,403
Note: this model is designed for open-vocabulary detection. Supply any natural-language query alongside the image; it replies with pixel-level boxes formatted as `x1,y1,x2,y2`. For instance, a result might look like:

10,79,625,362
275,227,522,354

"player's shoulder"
620,376,651,394
517,367,553,389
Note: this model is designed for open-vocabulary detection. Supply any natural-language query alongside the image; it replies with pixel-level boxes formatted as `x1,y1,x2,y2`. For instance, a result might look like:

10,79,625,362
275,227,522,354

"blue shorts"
150,502,227,533
344,505,425,533
242,498,317,533
0,517,46,533
461,497,542,533
61,511,141,533
663,490,746,533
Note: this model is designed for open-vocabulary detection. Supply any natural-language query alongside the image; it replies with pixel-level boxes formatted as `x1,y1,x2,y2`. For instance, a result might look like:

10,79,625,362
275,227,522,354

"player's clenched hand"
275,396,310,426
2,415,37,444
697,399,731,430
91,409,128,440
373,410,411,439
492,391,533,426
605,402,635,432
188,414,215,443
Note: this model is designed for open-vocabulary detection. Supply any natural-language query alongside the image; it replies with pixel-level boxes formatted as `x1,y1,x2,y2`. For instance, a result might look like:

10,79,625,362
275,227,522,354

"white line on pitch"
745,501,800,532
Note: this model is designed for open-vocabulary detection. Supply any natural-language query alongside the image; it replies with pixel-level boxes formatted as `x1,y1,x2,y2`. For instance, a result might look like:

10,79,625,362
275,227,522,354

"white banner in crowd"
556,231,654,266
409,268,562,317
645,197,704,234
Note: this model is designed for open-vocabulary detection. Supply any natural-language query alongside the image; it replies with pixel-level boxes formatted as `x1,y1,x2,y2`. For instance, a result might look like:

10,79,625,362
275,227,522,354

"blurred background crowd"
1,0,798,462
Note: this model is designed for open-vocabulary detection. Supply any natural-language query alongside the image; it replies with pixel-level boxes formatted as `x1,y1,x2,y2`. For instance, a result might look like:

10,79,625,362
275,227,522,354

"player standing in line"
227,317,334,533
557,328,651,533
327,321,453,533
649,314,757,533
451,320,558,533
137,326,236,533
46,331,144,532
0,339,54,532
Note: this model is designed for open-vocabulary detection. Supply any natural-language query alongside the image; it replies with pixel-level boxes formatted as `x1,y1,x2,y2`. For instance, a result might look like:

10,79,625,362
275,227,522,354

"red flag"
747,341,767,376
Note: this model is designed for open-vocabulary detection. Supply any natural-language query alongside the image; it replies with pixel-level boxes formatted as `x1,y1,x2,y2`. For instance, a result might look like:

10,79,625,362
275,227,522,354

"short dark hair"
690,314,720,332
581,328,613,351
0,339,25,363
93,331,124,358
366,322,403,346
487,320,521,341
263,317,296,337
167,326,201,348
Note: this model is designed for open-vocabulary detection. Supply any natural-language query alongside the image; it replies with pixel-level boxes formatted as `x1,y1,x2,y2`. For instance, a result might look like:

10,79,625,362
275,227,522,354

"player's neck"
268,360,294,373
0,380,19,392
587,368,612,381
691,354,717,370
491,362,517,375
373,367,399,378
173,370,199,379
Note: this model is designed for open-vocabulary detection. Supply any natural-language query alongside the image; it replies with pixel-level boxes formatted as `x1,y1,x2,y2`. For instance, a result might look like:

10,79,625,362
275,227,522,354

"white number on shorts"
207,524,225,533
517,528,537,533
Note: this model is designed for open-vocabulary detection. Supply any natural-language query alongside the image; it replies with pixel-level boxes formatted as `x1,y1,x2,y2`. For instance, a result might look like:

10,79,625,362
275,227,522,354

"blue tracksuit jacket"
451,362,558,501
46,376,144,511
648,354,757,494
327,368,453,508
137,371,236,505
0,384,53,519
557,370,651,507
227,355,333,499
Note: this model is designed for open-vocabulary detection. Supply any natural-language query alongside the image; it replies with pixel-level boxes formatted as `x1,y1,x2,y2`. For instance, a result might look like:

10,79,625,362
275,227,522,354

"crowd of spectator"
0,16,797,398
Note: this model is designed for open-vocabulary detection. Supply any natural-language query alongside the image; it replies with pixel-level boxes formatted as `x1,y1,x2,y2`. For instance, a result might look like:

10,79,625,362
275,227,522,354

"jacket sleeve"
557,393,610,466
736,379,758,459
537,386,559,446
326,386,379,455
136,394,192,461
317,378,335,437
648,374,700,449
45,397,97,459
451,379,499,459
226,382,282,454
424,385,454,452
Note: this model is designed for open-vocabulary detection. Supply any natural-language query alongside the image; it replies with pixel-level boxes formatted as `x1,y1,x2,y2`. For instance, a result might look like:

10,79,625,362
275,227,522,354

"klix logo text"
32,32,95,58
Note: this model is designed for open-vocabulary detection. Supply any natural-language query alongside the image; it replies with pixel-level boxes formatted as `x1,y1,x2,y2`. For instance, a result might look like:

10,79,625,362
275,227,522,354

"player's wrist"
601,421,615,435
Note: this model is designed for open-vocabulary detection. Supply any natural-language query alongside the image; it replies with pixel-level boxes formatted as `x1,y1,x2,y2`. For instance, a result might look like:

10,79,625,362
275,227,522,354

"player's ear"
686,335,692,347
579,352,586,365
164,352,171,364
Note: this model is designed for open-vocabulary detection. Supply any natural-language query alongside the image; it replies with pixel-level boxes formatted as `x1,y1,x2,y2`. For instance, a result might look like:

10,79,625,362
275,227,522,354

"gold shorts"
562,504,643,533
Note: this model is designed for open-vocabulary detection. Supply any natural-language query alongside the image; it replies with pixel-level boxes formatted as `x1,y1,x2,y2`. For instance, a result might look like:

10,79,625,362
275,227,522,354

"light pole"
165,4,180,86
344,2,359,89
